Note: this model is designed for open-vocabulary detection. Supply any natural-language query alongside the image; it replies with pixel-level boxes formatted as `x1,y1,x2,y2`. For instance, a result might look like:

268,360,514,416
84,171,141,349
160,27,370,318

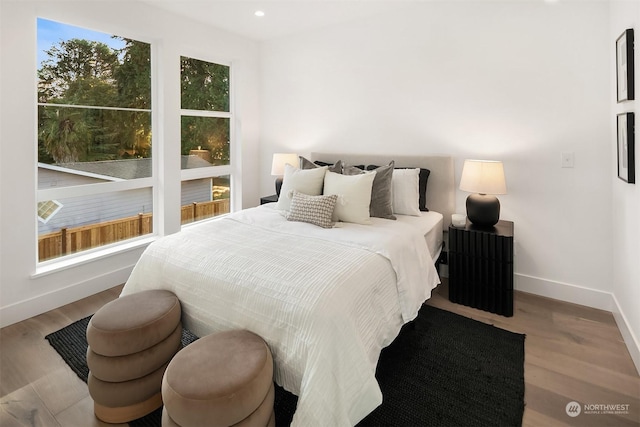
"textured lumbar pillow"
275,164,328,211
286,191,338,228
323,170,376,225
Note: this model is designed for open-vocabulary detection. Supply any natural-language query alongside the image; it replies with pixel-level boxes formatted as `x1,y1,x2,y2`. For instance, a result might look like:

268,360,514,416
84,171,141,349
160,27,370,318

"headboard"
310,153,456,230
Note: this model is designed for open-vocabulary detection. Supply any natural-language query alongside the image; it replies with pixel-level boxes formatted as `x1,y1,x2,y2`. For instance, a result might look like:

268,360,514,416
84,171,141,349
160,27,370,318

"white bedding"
121,204,440,426
395,211,444,260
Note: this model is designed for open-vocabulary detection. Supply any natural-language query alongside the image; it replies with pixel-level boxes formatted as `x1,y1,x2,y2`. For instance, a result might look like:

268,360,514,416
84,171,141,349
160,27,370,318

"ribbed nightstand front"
448,220,514,317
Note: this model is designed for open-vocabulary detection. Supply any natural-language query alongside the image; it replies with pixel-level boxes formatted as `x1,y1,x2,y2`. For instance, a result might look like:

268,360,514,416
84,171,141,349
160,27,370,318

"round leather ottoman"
86,289,181,423
162,330,274,427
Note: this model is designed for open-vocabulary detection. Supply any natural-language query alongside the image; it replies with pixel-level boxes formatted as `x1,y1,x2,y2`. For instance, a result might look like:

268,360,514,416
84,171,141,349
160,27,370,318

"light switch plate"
561,152,574,168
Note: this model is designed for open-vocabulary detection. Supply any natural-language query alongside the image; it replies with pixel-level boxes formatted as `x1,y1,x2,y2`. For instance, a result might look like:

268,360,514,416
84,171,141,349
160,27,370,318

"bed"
121,153,455,426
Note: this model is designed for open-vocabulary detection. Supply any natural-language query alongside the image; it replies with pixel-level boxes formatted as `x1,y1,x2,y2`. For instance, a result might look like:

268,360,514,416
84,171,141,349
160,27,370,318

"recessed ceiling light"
254,10,265,17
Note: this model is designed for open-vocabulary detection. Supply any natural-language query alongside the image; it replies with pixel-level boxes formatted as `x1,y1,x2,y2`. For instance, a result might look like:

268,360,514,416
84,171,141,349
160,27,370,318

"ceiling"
144,0,406,41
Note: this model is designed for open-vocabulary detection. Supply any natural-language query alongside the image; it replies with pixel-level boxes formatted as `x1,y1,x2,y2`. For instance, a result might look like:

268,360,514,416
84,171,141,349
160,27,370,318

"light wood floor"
1,282,639,426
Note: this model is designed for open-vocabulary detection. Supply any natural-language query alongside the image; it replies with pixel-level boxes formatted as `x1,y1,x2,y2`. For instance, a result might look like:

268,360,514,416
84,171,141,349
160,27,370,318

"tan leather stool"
86,289,181,423
162,330,275,427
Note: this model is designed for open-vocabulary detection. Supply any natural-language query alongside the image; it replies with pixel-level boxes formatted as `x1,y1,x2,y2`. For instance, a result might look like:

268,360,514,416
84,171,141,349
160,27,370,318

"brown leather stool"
86,289,181,423
161,330,275,427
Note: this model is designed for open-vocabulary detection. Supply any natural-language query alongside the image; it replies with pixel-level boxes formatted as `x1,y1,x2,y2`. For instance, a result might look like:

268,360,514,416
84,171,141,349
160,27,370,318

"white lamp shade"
271,153,298,176
459,159,507,195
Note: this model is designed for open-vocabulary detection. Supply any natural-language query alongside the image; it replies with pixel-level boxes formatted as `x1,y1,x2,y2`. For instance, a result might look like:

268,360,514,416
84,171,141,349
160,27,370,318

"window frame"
179,55,234,225
35,18,157,268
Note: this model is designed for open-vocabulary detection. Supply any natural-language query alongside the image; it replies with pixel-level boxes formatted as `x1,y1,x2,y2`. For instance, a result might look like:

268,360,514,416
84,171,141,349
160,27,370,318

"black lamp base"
466,193,500,227
275,177,283,197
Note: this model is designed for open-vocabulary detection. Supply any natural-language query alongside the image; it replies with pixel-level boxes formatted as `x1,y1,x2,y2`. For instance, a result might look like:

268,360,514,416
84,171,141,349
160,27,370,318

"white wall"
259,0,639,371
610,0,640,373
260,0,612,303
0,0,261,326
2,0,637,372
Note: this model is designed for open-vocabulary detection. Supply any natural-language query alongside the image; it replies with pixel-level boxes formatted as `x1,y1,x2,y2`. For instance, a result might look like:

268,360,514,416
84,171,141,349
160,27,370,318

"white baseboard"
0,265,133,328
515,273,640,375
611,294,640,376
515,273,613,311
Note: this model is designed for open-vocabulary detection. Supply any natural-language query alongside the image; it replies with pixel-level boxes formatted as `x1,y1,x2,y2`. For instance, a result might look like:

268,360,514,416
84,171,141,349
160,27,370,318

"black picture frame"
617,112,635,184
616,29,634,103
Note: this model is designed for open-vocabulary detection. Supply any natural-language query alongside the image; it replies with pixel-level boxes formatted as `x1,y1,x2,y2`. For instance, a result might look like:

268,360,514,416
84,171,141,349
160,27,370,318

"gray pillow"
299,156,343,174
367,165,431,211
344,161,396,220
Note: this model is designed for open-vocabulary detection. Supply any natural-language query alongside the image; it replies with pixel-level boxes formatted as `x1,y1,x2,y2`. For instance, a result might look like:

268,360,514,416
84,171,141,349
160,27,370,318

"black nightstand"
448,220,514,317
260,194,278,205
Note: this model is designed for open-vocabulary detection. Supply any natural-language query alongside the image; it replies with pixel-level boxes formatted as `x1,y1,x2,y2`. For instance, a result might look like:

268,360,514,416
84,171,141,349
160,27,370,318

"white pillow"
392,168,421,216
323,170,376,224
275,163,328,211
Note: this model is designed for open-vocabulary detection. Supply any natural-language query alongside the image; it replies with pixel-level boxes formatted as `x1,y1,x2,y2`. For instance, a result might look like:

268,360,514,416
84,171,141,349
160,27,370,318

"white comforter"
121,204,440,426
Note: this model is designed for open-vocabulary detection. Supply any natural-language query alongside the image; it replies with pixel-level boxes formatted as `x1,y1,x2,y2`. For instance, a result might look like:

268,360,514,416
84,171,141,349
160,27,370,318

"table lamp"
271,153,298,197
459,159,507,227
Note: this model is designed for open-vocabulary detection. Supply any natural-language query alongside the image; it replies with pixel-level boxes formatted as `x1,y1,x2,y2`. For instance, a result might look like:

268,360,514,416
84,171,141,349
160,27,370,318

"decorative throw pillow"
299,157,343,174
391,168,421,216
275,164,328,211
416,168,431,211
323,170,376,225
344,161,396,220
286,191,338,228
367,166,431,211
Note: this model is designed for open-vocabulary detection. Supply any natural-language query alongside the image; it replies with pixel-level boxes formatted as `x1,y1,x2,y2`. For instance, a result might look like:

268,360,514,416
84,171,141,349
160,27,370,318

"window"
37,18,152,262
37,200,63,223
180,56,232,223
180,176,230,224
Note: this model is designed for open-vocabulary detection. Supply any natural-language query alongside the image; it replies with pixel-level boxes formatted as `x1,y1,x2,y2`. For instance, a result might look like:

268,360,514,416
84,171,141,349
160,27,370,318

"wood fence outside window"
38,199,230,262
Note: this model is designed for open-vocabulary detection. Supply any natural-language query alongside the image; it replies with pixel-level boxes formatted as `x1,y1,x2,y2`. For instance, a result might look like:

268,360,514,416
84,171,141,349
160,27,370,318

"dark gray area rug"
46,305,525,426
